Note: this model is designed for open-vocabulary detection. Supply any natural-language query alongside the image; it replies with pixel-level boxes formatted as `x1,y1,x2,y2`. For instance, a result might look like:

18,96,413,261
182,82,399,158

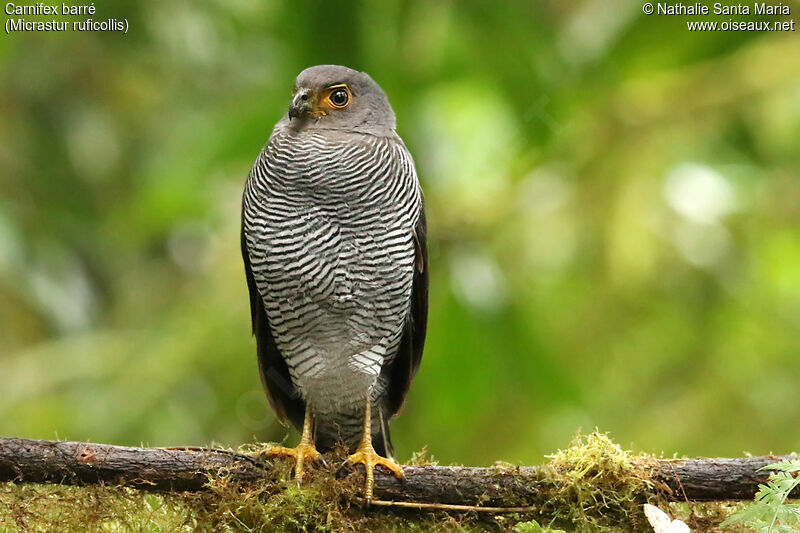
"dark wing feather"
383,203,429,418
241,214,305,430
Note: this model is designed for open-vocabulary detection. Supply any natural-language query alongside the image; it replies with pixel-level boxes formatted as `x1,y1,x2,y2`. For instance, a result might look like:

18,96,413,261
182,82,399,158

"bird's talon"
260,430,321,482
347,442,404,503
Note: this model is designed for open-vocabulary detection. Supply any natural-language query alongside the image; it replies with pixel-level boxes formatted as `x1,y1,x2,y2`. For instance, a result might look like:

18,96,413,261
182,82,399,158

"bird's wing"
241,208,305,430
383,201,428,418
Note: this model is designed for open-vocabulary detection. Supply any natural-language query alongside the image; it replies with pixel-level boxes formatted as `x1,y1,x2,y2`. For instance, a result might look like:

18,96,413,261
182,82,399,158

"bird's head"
284,65,396,133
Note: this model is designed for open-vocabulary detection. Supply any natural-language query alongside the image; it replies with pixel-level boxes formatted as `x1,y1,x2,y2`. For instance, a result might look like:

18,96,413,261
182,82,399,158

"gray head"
281,65,396,134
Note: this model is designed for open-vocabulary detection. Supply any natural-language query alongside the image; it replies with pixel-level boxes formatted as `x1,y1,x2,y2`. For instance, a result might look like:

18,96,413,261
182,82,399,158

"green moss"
668,501,750,532
0,483,196,532
0,479,488,533
0,433,751,532
513,519,566,532
533,432,657,531
406,446,439,467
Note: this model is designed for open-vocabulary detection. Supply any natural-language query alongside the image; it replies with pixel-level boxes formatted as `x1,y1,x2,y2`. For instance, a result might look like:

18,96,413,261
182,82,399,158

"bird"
241,65,428,503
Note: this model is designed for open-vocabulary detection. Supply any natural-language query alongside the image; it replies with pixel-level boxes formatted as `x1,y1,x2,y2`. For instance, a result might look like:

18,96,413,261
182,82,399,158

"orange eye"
326,86,351,108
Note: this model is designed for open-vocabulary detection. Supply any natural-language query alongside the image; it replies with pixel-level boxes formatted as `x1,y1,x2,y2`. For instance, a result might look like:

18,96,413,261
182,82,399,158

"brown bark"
0,437,796,506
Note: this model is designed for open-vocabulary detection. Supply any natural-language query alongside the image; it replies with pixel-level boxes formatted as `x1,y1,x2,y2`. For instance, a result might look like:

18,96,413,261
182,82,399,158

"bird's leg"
345,398,404,504
261,407,321,482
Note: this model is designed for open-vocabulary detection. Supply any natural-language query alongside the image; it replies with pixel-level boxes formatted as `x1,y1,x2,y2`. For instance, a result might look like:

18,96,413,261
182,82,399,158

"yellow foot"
262,442,322,482
346,443,404,504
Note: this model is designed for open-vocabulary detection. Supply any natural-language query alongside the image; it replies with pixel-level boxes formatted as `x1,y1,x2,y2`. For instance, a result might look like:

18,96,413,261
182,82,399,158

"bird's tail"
313,402,394,458
374,406,393,458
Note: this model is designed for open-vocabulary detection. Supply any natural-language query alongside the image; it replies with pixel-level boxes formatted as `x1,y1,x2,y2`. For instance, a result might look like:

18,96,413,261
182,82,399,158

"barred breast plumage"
241,66,427,463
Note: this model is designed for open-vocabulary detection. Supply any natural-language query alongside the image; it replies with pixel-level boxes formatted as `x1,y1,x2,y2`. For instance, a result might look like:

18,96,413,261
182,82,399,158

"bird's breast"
243,132,419,397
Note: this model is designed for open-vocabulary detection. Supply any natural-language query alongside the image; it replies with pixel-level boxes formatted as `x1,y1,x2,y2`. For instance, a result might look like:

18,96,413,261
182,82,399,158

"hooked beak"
288,89,312,120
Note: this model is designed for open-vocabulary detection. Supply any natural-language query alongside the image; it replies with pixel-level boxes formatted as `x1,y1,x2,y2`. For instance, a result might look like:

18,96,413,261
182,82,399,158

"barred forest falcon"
241,65,428,502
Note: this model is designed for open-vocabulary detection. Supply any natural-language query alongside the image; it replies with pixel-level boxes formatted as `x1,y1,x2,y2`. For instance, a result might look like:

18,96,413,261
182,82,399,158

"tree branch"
0,437,796,506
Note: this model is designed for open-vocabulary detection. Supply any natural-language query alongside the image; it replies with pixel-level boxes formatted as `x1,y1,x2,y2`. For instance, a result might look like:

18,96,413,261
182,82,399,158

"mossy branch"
1,436,797,509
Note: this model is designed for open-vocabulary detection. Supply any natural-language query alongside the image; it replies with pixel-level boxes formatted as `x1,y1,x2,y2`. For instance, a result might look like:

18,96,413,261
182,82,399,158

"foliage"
721,460,800,533
514,520,566,533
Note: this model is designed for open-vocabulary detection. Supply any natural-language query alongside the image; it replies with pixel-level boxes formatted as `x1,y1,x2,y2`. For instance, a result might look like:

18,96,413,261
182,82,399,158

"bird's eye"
328,87,350,108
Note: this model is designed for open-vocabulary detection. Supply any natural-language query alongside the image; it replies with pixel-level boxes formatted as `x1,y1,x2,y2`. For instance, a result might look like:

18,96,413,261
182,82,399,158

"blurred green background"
1,1,798,467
